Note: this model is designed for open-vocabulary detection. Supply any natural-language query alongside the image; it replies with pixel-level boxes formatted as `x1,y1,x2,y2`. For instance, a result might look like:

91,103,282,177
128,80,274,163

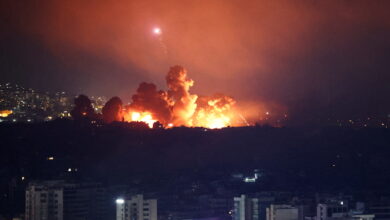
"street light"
116,198,125,204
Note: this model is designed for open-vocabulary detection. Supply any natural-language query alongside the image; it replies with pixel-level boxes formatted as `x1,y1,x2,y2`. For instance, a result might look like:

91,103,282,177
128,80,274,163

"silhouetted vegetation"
0,120,389,190
102,97,123,123
70,95,98,120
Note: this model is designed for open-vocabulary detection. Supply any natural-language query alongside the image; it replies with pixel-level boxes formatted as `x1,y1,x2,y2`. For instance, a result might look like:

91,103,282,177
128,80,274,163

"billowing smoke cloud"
117,65,253,128
128,82,171,124
166,66,197,126
193,94,236,128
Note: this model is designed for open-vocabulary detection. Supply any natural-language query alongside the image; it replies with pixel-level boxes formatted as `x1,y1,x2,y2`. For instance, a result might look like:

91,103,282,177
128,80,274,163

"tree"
70,95,95,120
102,97,123,123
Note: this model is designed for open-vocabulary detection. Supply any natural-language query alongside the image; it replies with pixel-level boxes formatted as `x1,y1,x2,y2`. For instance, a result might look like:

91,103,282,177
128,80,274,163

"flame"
192,95,236,129
195,109,231,129
0,110,12,117
124,111,156,128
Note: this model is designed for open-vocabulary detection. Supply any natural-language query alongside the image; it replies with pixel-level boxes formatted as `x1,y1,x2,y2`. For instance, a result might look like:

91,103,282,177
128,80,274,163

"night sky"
1,0,389,122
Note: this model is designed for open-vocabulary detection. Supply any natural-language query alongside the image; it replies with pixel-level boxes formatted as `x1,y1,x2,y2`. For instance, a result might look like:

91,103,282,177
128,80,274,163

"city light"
116,198,125,204
0,110,12,117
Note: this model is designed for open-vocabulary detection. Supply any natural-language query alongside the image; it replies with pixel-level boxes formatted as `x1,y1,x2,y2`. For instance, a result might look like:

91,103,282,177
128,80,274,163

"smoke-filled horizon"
1,0,390,124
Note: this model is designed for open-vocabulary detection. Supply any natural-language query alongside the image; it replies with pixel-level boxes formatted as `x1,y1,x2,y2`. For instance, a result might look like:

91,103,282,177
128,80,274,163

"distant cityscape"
0,83,107,123
18,176,390,220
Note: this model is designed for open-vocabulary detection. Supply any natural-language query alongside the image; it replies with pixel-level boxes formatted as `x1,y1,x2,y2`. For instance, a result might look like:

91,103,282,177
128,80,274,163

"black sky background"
0,0,389,124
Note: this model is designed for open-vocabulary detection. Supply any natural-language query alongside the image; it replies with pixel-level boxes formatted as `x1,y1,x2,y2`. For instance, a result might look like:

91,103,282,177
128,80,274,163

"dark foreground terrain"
0,119,389,215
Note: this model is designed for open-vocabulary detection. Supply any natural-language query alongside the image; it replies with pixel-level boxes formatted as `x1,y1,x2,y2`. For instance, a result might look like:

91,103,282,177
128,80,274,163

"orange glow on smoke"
196,111,230,129
193,97,235,129
124,111,156,128
104,66,282,129
118,66,246,129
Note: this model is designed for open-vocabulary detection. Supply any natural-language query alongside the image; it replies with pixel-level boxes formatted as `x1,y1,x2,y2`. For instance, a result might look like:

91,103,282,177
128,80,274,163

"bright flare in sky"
153,27,161,35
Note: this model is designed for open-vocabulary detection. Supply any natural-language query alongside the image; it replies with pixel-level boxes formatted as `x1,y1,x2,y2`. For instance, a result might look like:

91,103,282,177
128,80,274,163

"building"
233,194,277,220
316,203,349,220
116,194,157,220
25,181,64,220
233,194,260,220
266,205,299,220
350,215,375,220
316,202,374,220
368,204,390,220
25,181,108,220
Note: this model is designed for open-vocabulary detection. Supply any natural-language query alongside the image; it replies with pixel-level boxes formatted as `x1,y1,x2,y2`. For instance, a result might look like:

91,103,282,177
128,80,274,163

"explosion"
124,111,156,128
72,66,285,128
119,66,239,128
193,94,236,129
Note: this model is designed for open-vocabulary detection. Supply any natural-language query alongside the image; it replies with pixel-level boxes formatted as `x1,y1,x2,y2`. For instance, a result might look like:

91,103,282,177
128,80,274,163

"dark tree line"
71,95,123,123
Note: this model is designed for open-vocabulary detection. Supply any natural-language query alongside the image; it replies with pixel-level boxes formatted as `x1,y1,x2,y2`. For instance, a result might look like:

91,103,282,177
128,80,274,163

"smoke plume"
127,82,172,124
118,65,244,128
166,66,198,126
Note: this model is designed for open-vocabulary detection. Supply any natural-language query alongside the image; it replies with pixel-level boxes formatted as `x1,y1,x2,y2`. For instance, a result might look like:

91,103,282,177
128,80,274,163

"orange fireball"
123,111,156,128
